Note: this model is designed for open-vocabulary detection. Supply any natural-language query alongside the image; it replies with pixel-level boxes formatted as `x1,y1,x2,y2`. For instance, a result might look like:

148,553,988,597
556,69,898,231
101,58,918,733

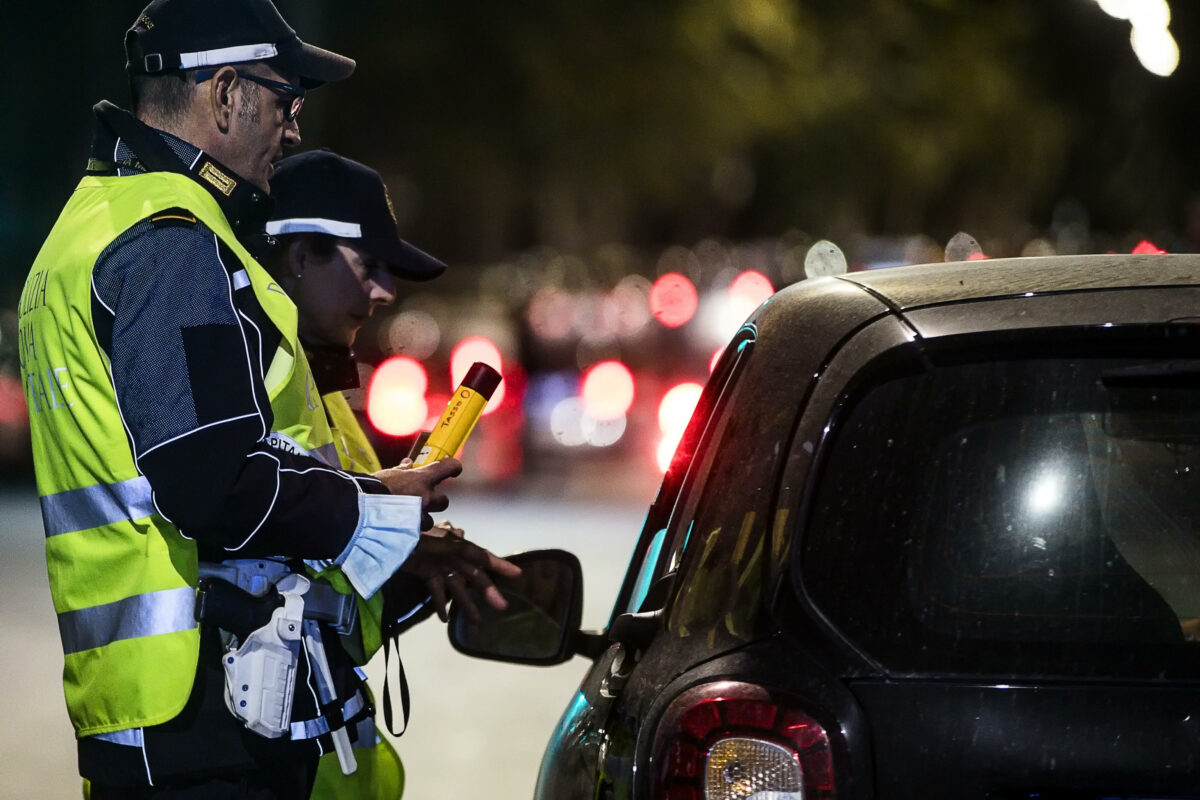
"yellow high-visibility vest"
311,393,405,798
20,171,334,735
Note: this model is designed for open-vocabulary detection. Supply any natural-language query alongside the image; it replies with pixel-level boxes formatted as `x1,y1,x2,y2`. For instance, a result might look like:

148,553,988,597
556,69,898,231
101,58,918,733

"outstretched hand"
373,457,462,529
399,531,522,623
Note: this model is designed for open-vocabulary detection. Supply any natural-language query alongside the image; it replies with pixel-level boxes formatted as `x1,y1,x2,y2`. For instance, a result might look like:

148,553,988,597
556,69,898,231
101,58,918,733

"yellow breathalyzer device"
410,362,502,465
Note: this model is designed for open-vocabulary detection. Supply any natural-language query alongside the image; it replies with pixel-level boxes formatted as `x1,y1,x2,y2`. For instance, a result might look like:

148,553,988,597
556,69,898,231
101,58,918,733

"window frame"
607,325,758,627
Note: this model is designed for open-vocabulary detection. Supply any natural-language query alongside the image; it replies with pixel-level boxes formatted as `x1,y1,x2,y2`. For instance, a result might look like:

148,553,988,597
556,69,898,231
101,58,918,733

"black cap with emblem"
125,0,355,89
266,150,446,281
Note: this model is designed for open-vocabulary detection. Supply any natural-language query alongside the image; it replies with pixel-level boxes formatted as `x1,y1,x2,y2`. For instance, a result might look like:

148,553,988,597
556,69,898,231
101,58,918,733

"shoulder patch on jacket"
147,208,199,229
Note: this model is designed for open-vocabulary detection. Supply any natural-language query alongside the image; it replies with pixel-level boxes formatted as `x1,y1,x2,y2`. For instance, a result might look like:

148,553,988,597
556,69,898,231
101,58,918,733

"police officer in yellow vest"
260,150,457,798
18,1,519,797
261,149,443,476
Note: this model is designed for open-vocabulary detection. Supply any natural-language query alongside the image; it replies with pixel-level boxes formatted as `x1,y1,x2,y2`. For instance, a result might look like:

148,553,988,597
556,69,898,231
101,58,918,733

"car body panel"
904,286,1200,337
850,680,1200,799
840,253,1200,310
533,255,1200,800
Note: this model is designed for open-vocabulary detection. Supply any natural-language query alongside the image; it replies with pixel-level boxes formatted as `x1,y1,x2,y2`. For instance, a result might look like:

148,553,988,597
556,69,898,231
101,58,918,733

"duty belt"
195,559,357,637
195,560,365,770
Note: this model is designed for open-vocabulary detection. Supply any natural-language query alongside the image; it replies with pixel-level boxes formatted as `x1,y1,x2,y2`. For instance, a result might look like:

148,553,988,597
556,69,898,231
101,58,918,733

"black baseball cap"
266,150,446,281
125,0,355,89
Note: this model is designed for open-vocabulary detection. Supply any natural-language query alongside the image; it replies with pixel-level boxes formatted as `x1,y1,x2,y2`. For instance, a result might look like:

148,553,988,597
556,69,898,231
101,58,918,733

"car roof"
836,253,1200,311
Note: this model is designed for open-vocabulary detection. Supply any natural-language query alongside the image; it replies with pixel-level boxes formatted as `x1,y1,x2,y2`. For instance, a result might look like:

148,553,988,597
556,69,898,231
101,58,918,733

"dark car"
451,253,1200,800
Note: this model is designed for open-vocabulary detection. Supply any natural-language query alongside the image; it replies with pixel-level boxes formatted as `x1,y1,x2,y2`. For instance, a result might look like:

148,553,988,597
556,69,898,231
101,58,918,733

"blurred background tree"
1,0,1198,478
3,0,1198,304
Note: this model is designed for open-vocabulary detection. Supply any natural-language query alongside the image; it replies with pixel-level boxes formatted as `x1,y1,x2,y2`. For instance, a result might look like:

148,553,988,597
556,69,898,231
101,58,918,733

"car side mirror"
448,549,585,666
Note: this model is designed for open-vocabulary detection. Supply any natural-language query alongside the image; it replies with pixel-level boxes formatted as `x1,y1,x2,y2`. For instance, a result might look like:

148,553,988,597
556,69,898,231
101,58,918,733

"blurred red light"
0,374,27,424
658,382,703,435
450,336,505,414
656,434,681,473
649,272,698,328
1132,240,1167,254
728,270,774,307
656,381,703,472
709,347,723,374
422,393,449,431
581,360,635,421
366,356,428,437
966,251,989,260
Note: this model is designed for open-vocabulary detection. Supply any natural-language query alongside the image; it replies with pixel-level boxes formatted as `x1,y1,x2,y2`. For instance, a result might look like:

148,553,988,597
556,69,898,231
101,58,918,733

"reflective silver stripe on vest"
90,727,144,747
289,690,367,740
313,442,339,466
58,587,196,655
40,476,155,538
265,431,340,467
232,269,250,290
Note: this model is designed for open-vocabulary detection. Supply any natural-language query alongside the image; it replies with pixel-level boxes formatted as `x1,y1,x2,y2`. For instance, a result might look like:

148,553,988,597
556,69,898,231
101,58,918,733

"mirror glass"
451,553,578,662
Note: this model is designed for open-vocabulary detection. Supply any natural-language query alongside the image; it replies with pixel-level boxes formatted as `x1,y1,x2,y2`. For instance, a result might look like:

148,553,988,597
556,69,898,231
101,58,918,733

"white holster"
213,568,360,774
222,573,309,738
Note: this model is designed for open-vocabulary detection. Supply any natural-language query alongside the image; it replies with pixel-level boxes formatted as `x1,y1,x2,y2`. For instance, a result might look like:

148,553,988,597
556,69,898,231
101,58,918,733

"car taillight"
653,682,837,800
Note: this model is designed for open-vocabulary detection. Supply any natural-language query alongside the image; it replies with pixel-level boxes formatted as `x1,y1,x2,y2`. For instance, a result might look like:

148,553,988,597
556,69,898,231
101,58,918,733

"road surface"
0,482,650,799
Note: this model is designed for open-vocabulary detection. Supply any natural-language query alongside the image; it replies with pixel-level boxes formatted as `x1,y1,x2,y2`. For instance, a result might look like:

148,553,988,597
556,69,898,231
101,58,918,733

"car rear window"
801,344,1200,679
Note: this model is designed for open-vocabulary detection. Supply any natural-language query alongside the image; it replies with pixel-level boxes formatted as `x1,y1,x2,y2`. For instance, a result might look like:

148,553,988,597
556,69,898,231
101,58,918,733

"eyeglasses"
194,68,305,122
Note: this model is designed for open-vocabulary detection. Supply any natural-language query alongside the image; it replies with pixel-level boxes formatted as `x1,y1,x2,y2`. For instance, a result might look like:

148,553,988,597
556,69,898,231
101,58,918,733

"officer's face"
226,66,302,192
291,240,397,348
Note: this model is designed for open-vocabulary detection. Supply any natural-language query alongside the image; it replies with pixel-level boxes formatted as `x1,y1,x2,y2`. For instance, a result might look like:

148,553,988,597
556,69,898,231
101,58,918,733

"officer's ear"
287,238,308,281
206,66,240,133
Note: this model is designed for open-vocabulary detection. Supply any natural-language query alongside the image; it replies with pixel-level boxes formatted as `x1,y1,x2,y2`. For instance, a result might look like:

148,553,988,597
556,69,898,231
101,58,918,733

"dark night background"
4,7,1199,796
3,0,1200,305
1,0,1199,478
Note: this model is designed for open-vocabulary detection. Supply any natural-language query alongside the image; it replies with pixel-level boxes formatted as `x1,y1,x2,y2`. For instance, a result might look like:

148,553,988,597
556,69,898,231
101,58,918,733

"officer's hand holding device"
373,457,461,529
378,361,518,622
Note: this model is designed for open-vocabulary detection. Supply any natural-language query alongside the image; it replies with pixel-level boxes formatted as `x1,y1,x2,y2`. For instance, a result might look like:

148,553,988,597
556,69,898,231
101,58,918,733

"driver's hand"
428,519,465,539
399,532,522,623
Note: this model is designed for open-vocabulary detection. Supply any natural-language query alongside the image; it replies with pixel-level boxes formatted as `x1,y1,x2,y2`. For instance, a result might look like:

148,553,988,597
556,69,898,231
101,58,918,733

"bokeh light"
526,287,576,341
1132,239,1167,254
710,346,724,374
0,374,27,425
728,270,774,308
656,437,680,473
1095,0,1178,77
422,392,450,432
548,395,627,448
384,310,441,360
583,413,627,447
549,397,587,447
451,336,505,413
366,356,429,436
580,360,635,422
571,292,615,340
656,381,703,471
1096,0,1136,20
658,382,703,434
1130,24,1179,77
698,269,776,347
609,276,653,337
649,272,699,328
